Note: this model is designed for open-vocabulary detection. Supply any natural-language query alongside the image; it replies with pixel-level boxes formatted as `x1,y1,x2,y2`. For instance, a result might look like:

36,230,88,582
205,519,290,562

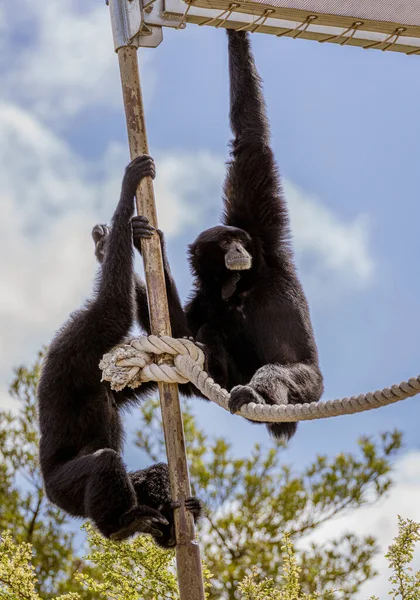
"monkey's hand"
123,155,156,199
228,385,267,415
110,504,169,541
229,382,288,415
132,217,167,258
92,223,110,264
132,215,158,254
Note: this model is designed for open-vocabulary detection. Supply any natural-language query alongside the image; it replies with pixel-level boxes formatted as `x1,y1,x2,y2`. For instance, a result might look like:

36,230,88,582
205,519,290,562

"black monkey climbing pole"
107,2,205,599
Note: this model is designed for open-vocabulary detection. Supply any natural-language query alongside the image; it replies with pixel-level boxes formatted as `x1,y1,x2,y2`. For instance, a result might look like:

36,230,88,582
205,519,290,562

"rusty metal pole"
108,2,205,598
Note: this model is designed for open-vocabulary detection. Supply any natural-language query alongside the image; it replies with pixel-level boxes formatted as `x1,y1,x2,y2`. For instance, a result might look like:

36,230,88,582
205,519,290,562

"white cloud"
285,179,374,296
2,0,155,121
0,104,226,407
0,105,98,390
154,151,225,236
301,451,420,599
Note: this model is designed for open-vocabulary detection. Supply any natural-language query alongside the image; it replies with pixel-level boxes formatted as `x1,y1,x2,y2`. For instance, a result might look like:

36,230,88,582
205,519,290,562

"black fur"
37,156,201,545
185,31,323,440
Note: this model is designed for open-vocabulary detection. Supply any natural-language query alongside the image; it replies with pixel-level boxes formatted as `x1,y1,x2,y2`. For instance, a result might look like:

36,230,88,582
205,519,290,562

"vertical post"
115,39,206,600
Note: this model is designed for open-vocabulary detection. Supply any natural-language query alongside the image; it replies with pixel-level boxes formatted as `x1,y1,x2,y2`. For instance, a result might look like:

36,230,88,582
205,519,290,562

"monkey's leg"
229,362,323,440
44,449,168,540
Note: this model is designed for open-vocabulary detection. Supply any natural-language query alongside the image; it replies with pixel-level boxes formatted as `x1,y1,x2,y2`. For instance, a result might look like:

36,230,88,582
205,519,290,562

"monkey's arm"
132,221,191,339
222,30,289,259
46,157,155,395
133,275,151,334
229,361,323,441
133,227,204,398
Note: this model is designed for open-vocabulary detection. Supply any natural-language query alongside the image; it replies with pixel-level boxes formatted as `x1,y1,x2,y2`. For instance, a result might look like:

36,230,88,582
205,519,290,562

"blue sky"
1,1,420,595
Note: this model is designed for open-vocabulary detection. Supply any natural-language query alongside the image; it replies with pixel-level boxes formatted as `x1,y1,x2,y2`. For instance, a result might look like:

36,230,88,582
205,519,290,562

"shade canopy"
160,0,420,54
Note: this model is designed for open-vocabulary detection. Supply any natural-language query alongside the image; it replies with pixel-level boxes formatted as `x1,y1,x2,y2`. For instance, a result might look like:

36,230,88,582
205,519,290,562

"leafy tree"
0,531,80,600
76,524,181,599
238,534,332,600
369,516,420,600
2,518,420,599
136,398,402,599
0,356,403,598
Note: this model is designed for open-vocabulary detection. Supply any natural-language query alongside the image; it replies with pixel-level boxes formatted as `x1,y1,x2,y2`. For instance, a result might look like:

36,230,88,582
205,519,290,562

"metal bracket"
142,0,185,29
108,0,142,49
108,0,164,49
137,24,164,47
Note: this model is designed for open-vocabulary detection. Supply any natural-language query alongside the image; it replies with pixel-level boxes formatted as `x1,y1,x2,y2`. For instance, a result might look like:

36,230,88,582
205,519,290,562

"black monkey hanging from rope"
182,29,324,441
99,29,420,434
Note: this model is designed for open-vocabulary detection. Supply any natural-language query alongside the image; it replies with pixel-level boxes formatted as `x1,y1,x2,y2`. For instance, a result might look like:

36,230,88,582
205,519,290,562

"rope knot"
99,335,205,391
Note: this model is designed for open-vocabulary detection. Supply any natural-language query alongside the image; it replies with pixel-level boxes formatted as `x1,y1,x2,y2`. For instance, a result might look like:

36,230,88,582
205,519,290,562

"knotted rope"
99,336,420,423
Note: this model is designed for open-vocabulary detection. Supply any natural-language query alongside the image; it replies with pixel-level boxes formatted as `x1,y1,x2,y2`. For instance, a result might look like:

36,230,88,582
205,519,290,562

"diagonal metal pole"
108,2,205,599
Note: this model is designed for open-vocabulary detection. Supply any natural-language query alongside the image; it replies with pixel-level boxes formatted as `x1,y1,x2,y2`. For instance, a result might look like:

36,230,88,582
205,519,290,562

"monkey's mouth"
226,256,252,271
224,241,252,271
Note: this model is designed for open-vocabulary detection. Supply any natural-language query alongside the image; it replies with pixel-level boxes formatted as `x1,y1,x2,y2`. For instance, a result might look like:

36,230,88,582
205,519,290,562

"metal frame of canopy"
117,0,420,53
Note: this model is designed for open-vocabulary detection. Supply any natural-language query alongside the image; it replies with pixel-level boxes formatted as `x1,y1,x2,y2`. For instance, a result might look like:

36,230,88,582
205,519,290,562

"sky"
1,0,420,596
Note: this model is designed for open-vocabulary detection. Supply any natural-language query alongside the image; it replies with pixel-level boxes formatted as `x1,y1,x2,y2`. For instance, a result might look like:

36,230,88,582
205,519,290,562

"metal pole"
114,34,206,600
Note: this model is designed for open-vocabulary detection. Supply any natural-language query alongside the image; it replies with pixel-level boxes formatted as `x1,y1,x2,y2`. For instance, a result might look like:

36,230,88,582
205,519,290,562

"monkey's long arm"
134,230,204,397
133,229,191,340
44,158,154,397
223,30,290,257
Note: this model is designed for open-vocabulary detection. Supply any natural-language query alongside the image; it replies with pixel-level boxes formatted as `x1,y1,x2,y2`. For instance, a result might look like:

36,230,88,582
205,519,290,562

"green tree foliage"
136,398,402,599
2,518,419,599
76,524,181,599
0,357,404,598
238,534,332,600
0,531,79,600
370,516,420,600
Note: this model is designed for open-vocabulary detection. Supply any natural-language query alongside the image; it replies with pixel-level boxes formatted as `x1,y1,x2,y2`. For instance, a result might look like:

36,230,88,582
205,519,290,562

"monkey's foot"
92,223,110,263
110,505,169,541
186,497,203,520
171,497,203,521
92,223,110,243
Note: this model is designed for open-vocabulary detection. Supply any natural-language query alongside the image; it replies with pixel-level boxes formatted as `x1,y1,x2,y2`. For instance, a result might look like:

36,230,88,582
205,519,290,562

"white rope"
99,336,420,423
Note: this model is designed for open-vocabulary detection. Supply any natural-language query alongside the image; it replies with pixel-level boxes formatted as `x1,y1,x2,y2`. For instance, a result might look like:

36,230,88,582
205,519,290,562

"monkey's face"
188,226,253,278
